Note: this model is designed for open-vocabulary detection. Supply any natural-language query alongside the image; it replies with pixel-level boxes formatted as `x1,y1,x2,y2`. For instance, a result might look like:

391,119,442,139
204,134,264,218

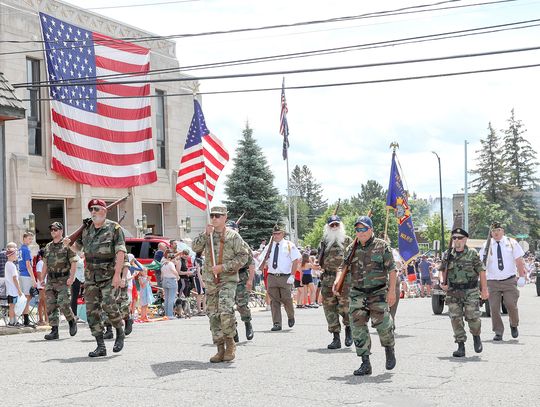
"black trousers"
70,278,83,316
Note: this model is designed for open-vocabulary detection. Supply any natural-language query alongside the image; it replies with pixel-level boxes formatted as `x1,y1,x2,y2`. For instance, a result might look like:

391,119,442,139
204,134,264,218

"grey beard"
92,214,106,224
323,225,346,249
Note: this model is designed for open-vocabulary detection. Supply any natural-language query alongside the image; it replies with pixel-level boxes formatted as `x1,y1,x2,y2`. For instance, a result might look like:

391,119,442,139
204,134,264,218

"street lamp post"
432,151,445,256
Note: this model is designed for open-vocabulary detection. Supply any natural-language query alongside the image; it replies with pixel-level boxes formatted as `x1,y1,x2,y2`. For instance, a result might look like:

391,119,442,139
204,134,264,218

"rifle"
258,235,274,272
318,199,341,268
482,228,493,267
67,194,130,243
439,235,454,286
334,237,359,295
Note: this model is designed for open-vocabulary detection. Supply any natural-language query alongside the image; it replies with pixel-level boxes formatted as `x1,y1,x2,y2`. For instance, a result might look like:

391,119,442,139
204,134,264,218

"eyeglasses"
90,206,103,212
452,236,465,240
50,228,60,232
355,226,369,233
329,223,340,228
210,214,223,219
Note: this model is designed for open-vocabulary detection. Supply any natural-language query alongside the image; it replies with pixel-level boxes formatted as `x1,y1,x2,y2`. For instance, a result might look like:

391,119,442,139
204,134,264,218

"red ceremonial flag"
176,100,229,210
39,13,157,187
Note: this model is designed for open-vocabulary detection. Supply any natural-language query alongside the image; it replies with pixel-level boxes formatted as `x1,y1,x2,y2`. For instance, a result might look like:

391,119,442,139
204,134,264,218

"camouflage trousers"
446,288,481,343
235,270,251,322
349,287,395,356
45,278,75,327
206,280,237,344
104,286,130,326
85,279,123,337
321,272,350,333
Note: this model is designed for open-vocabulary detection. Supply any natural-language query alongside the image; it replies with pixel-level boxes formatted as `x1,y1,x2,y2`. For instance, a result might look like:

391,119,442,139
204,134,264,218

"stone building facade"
0,0,206,247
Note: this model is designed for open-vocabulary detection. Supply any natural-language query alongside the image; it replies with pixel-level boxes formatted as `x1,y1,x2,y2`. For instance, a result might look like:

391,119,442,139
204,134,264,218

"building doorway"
142,203,163,236
32,199,65,247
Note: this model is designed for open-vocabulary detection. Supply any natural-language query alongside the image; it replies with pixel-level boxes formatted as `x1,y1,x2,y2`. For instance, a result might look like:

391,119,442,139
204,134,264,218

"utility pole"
464,140,469,231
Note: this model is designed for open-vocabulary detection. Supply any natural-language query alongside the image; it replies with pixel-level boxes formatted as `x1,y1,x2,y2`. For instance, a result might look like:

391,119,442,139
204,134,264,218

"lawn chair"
0,277,8,325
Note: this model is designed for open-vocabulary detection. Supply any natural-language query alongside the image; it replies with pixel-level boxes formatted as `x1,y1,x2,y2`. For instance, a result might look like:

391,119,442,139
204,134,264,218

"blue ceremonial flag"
386,151,419,264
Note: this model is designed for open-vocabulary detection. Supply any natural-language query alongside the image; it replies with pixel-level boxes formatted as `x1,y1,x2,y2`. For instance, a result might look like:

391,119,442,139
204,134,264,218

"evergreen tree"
468,194,509,239
223,124,282,247
470,122,506,203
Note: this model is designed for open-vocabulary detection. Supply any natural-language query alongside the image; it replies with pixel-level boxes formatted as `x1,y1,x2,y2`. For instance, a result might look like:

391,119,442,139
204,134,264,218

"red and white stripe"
176,133,229,210
50,32,157,187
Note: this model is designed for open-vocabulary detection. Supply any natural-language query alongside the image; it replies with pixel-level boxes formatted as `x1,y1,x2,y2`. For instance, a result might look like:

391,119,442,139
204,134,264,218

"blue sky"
64,0,540,204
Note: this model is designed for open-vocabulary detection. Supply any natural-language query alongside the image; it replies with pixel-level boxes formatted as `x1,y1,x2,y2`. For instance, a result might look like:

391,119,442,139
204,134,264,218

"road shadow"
328,372,393,385
437,355,486,363
394,334,414,339
43,355,120,363
151,360,234,377
27,338,70,343
307,348,353,354
491,339,523,346
260,329,293,334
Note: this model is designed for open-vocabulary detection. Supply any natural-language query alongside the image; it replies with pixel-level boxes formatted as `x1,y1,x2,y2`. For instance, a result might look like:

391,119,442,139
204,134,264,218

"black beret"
451,228,469,237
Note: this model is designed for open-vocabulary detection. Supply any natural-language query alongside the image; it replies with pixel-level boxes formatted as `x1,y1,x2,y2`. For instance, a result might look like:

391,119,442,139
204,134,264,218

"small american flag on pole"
176,100,229,210
39,12,157,187
280,77,289,160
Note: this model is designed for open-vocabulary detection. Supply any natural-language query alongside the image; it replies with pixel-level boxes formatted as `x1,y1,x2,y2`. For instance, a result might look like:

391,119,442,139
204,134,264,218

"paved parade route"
2,285,539,407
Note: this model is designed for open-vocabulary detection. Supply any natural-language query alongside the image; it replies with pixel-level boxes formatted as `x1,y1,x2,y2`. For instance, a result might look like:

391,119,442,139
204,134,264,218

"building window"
27,58,42,156
155,90,166,169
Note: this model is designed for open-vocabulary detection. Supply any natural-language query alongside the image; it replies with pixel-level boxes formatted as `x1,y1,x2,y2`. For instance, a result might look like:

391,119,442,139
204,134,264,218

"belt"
269,273,290,277
86,257,114,265
449,281,478,290
496,276,515,282
356,284,386,294
49,271,70,279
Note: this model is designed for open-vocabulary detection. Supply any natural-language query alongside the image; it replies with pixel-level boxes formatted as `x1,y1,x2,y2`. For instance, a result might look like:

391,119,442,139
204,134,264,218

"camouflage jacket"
43,240,78,278
192,229,250,284
345,236,396,291
239,239,254,274
440,246,483,285
320,235,352,274
76,219,126,282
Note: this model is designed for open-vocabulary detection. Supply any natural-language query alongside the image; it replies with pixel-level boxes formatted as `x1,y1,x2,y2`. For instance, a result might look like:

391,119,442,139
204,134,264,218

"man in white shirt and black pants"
263,224,301,331
480,221,527,341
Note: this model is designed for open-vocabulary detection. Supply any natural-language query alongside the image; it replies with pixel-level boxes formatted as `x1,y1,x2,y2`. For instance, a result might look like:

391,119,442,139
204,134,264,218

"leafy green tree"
468,194,509,239
422,213,451,250
470,122,507,203
224,124,282,247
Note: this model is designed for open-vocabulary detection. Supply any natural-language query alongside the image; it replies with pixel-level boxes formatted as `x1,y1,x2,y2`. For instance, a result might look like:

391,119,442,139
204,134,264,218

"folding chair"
0,277,9,326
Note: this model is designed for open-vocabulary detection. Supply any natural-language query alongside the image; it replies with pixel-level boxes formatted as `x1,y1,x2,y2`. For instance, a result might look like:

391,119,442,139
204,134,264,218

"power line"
86,0,200,10
12,44,540,89
20,61,540,102
0,0,516,45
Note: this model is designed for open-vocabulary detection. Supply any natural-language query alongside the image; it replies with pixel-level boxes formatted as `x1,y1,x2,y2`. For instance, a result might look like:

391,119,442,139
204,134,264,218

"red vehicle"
125,236,171,289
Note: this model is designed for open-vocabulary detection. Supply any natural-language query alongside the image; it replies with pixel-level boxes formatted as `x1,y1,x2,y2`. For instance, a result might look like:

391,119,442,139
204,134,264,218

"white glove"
517,277,526,287
286,275,295,285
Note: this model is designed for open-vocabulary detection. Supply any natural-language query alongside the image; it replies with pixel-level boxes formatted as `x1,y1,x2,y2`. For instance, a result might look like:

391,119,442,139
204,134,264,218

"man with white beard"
318,215,353,349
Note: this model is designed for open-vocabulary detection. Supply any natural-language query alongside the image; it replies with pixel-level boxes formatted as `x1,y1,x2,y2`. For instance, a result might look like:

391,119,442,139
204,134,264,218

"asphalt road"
2,284,539,407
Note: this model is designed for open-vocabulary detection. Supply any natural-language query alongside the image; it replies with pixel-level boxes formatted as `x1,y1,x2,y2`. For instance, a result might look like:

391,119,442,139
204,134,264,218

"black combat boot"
68,319,78,336
233,329,239,343
245,321,254,341
88,335,107,357
353,355,372,376
103,324,114,340
112,327,125,353
344,326,353,347
385,346,396,370
327,332,341,349
124,318,133,336
473,336,483,353
453,342,465,357
44,326,59,340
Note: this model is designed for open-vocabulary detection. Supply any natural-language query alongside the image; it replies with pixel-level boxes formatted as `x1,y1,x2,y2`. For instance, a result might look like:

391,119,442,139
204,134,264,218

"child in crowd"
5,247,23,326
137,268,152,322
35,249,48,326
127,253,144,317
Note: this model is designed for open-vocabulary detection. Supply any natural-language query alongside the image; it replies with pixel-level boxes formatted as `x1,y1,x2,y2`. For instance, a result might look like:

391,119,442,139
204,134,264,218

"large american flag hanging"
176,100,229,210
39,12,157,187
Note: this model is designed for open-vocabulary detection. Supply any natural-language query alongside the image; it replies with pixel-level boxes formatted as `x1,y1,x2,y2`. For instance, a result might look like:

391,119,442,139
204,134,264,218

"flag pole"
286,155,293,244
385,142,400,241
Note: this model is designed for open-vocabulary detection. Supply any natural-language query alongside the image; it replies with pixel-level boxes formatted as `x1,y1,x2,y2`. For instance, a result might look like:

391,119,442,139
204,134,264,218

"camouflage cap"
451,227,469,237
272,223,286,233
210,206,227,215
491,221,503,229
87,199,107,210
48,221,63,230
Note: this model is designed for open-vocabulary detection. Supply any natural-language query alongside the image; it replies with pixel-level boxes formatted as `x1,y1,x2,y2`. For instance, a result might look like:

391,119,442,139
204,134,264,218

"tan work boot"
209,342,225,363
223,337,236,362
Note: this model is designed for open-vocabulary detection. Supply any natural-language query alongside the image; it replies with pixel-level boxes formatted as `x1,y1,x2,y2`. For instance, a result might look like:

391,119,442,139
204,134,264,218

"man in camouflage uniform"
192,206,249,363
226,220,255,342
334,216,397,376
439,228,488,357
103,261,134,340
318,215,353,349
41,222,78,340
65,199,127,357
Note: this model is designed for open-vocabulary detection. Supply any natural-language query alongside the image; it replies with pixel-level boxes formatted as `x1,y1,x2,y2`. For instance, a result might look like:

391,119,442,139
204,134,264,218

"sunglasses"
452,236,465,240
210,214,223,219
355,226,369,233
329,223,340,228
90,206,103,212
50,228,60,232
